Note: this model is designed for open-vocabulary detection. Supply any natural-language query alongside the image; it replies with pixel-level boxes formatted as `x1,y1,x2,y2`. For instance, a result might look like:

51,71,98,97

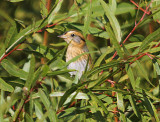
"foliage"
0,0,160,121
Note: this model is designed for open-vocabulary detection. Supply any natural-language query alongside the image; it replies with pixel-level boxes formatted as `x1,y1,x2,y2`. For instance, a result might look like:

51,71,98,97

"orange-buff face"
58,31,92,79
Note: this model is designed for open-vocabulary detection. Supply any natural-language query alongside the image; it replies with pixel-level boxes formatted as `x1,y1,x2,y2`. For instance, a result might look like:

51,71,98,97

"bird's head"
58,31,85,47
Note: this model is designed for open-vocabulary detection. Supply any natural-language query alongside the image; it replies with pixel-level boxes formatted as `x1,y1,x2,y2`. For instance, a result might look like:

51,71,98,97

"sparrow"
58,30,92,79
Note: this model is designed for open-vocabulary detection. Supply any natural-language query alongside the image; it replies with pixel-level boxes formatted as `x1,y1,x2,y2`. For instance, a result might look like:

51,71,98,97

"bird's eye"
71,34,75,37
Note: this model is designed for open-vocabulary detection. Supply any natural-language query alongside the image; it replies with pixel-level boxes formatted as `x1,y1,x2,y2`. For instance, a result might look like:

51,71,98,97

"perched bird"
58,30,92,78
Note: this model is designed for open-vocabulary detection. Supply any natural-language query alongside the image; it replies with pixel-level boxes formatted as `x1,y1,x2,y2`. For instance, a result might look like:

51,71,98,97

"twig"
130,0,150,15
41,0,52,64
153,42,160,48
14,81,42,122
111,0,154,61
0,43,23,63
36,16,71,33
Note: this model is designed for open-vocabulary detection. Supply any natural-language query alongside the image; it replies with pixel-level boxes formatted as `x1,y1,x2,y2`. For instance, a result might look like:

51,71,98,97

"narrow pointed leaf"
25,54,35,89
1,59,28,80
128,95,141,118
125,64,136,89
83,0,92,37
0,78,14,92
136,60,154,87
88,90,109,115
139,27,160,52
105,23,123,58
117,92,124,112
100,0,121,42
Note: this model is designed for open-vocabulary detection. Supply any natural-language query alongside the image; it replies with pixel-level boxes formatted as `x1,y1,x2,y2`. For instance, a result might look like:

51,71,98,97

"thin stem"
0,43,22,63
0,29,32,62
130,0,150,15
41,0,52,64
111,0,154,61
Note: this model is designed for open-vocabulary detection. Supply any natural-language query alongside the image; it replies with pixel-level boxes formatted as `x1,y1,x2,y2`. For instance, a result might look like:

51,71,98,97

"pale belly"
66,45,90,78
67,59,90,78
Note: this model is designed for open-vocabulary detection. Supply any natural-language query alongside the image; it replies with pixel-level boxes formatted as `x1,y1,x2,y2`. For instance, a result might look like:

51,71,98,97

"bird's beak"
57,34,67,39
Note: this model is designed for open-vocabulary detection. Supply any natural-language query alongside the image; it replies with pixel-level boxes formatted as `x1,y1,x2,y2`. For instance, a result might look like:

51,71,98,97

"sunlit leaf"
100,0,121,42
88,90,109,115
25,54,35,89
128,95,141,118
1,59,28,80
105,23,123,58
117,92,124,112
48,0,64,24
0,78,14,92
8,0,24,2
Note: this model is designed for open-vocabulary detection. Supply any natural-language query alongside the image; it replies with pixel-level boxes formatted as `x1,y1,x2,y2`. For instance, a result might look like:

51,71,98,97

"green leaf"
30,67,42,89
1,59,28,80
117,92,124,112
38,89,50,110
58,80,94,108
89,28,109,39
47,69,75,76
109,0,116,14
0,10,15,26
152,1,160,22
5,24,18,48
125,64,136,89
92,87,139,97
94,49,110,67
12,99,24,121
50,42,67,47
80,100,86,122
120,112,127,122
8,0,24,2
125,42,142,49
41,64,49,77
37,108,57,122
0,20,43,62
58,85,79,108
90,0,104,17
48,0,64,24
49,58,66,70
143,92,159,121
25,113,34,122
83,0,92,38
88,61,126,77
49,92,89,100
129,34,145,42
88,90,109,115
46,28,55,33
153,59,160,85
40,0,48,18
116,2,135,16
139,27,160,52
25,54,35,89
136,60,155,87
0,46,5,59
26,43,56,60
34,101,47,121
144,89,160,102
66,23,109,39
128,95,141,118
38,89,57,121
147,47,160,53
0,78,14,92
100,0,121,42
105,23,123,58
147,100,160,122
